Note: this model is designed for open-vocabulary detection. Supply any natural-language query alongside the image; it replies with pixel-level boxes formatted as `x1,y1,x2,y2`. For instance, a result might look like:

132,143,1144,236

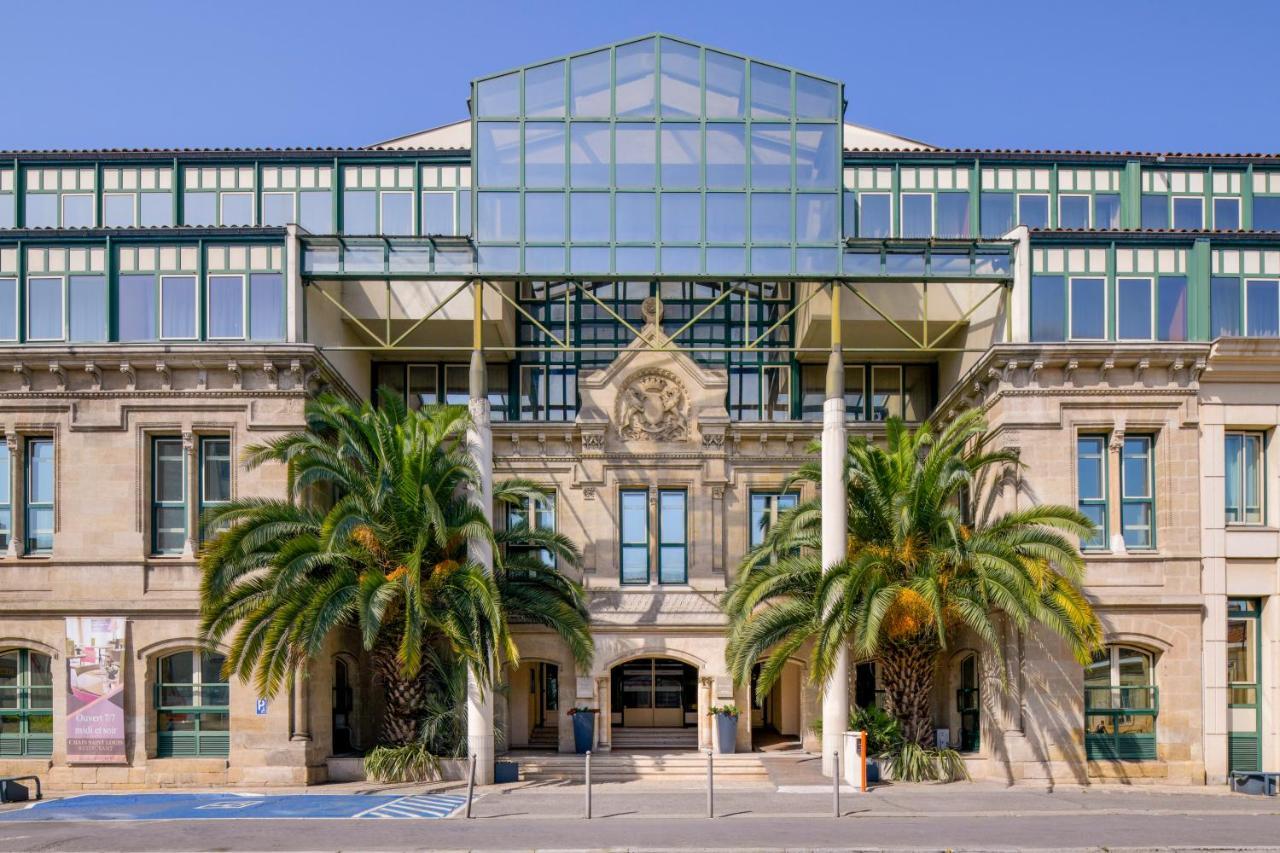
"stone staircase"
511,750,771,784
526,724,559,749
610,726,698,751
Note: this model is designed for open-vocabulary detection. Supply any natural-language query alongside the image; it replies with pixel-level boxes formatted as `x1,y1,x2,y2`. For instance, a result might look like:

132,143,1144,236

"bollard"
465,753,476,819
832,749,840,818
706,748,714,818
584,750,592,820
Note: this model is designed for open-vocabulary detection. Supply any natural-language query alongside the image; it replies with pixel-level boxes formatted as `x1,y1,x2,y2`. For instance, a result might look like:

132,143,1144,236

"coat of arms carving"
616,369,690,442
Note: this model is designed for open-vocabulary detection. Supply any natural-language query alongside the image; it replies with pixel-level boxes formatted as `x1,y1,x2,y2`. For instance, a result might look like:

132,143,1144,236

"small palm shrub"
883,740,969,783
363,741,441,783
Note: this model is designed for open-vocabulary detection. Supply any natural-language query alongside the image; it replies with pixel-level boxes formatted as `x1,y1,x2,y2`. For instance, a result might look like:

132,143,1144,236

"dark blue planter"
572,712,595,753
714,713,737,754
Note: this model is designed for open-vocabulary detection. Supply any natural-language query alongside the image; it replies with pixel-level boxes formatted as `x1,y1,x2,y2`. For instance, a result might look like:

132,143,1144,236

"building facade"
0,34,1277,788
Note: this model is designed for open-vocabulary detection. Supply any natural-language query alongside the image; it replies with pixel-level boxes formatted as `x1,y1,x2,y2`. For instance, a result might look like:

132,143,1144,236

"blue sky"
4,0,1278,152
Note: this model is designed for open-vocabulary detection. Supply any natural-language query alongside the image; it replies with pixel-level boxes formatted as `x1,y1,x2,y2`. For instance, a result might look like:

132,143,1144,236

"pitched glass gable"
470,35,845,276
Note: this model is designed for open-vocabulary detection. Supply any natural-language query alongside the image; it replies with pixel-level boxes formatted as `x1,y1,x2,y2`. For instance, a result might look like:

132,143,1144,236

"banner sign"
65,617,127,764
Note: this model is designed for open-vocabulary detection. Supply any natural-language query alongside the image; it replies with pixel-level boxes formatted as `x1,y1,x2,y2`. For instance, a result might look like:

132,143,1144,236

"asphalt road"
2,812,1280,851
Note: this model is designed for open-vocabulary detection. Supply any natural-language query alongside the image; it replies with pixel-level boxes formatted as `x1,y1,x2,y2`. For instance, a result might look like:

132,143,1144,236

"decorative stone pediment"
576,297,728,451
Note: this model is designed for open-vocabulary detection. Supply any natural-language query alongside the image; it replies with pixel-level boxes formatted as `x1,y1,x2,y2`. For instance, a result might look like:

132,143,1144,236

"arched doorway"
609,657,698,744
332,657,356,755
749,660,803,750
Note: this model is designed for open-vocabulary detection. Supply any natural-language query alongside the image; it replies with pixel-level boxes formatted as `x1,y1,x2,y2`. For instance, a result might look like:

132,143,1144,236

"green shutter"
1086,733,1156,761
157,732,198,757
1230,733,1261,773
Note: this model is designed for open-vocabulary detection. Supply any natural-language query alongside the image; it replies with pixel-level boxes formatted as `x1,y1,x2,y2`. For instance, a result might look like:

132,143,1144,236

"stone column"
182,431,198,558
466,339,496,784
1108,426,1127,553
820,283,849,778
595,676,610,750
5,432,18,557
291,664,312,742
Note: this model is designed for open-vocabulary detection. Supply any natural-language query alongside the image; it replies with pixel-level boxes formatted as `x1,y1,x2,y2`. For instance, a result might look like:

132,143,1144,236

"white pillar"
466,348,496,784
821,344,849,777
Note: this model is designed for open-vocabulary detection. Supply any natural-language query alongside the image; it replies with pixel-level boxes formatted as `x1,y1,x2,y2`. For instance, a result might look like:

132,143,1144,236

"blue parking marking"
0,792,468,821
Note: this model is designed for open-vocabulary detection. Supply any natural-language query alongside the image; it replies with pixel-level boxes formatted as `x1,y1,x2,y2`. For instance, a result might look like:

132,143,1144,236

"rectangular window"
1211,276,1242,337
443,364,469,405
220,192,254,227
505,491,556,567
118,274,158,341
1069,277,1106,340
900,193,932,238
421,192,455,235
844,366,866,421
61,194,94,228
750,491,798,548
0,278,18,342
1120,435,1154,550
1172,196,1203,230
68,275,107,342
262,192,295,227
27,277,63,341
299,191,332,233
1225,432,1264,525
857,193,891,238
1094,193,1121,229
980,192,1014,238
380,192,414,236
208,275,245,339
620,489,649,584
0,442,10,550
1253,196,1280,231
870,365,901,421
1214,197,1241,231
1246,280,1280,337
25,194,56,228
935,191,970,238
1157,275,1188,341
152,437,186,555
103,193,136,228
1077,435,1108,550
140,193,173,227
1141,194,1169,229
657,489,687,584
1117,277,1153,340
199,437,232,540
183,192,217,227
1031,274,1067,341
343,190,377,234
248,273,285,341
1018,193,1049,229
25,438,53,554
1058,194,1089,229
161,275,198,339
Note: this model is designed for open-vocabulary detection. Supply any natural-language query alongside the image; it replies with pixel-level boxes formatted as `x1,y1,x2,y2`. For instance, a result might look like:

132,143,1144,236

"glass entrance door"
1228,599,1262,772
614,658,693,727
957,653,980,753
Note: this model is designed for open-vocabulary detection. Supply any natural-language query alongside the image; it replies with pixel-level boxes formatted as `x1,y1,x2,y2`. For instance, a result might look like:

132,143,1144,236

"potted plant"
708,704,740,754
567,707,597,753
850,705,901,784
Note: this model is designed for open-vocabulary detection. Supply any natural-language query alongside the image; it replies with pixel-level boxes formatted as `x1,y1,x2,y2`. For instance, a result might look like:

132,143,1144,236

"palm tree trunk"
879,641,940,747
372,636,425,747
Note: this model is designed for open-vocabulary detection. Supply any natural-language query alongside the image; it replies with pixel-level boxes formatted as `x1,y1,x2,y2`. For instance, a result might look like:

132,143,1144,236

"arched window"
1084,645,1157,761
156,651,229,757
0,648,53,756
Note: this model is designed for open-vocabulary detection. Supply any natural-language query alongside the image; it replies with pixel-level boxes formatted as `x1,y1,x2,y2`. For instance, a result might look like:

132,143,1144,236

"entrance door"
956,654,980,753
332,659,354,755
1228,599,1262,772
614,658,694,727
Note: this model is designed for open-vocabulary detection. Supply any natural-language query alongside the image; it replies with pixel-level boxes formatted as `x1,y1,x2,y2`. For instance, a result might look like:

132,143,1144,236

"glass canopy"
470,35,845,277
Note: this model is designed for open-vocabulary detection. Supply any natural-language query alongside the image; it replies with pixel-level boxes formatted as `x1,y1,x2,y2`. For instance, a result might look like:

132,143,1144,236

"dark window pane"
1070,277,1106,339
1172,196,1203,229
858,194,891,238
1094,193,1121,229
1214,197,1240,231
1141,194,1169,229
1211,277,1241,337
935,191,970,238
980,193,1014,237
901,194,931,238
1059,195,1089,229
1117,278,1152,340
1157,276,1187,342
249,274,285,341
1253,196,1280,230
1246,279,1279,337
1031,275,1066,342
1018,194,1049,229
118,275,157,341
68,275,107,342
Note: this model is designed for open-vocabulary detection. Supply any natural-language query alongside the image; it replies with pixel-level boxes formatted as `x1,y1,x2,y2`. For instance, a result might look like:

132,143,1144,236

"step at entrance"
512,751,770,783
610,727,698,750
526,725,558,749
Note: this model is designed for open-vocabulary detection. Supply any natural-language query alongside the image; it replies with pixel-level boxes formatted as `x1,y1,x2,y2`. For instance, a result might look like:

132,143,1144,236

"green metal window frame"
0,648,53,757
24,437,53,555
748,490,798,549
1225,431,1265,525
1227,598,1262,773
370,361,510,421
198,436,231,543
657,488,687,584
155,650,230,758
151,436,187,556
505,489,557,569
619,488,650,585
956,652,980,753
1120,435,1155,550
1077,435,1108,550
1084,645,1158,762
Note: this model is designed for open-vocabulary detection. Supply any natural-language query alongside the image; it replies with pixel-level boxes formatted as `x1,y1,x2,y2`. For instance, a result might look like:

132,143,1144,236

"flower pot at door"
572,712,596,753
714,713,737,754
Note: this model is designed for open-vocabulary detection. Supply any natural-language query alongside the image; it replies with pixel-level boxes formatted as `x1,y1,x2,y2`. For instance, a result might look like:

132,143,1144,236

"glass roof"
469,35,846,277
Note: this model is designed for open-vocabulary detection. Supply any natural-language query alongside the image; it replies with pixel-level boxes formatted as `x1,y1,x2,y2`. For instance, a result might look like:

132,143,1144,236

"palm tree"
725,410,1102,749
198,390,592,746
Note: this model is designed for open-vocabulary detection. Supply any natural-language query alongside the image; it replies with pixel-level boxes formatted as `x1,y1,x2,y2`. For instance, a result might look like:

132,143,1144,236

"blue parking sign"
255,698,268,715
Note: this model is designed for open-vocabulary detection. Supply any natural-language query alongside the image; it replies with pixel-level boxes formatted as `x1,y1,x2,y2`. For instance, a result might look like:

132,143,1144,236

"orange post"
858,729,869,792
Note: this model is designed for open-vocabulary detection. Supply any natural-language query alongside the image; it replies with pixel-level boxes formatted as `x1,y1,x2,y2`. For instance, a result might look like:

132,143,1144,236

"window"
208,275,244,339
103,193,136,228
750,491,797,548
1058,194,1089,229
1031,275,1066,342
1225,432,1264,525
1254,196,1280,231
1227,598,1262,772
1156,276,1188,341
1211,276,1242,337
1214,197,1241,230
857,193,891,238
1094,193,1121,229
0,278,15,341
729,364,790,421
380,192,414,236
901,193,932,238
0,649,53,756
162,276,198,339
1120,436,1154,550
620,489,649,584
1140,194,1169,229
935,191,970,238
68,275,107,342
0,442,10,550
1017,194,1049,229
262,192,295,227
25,439,53,554
870,365,902,421
1117,275,1185,341
152,437,186,555
220,193,254,227
1069,277,1105,340
1172,196,1203,230
27,277,63,340
199,437,232,541
1117,277,1152,340
1077,435,1107,550
505,491,556,568
248,273,285,341
118,274,158,340
61,194,94,228
156,651,229,757
1084,645,1157,761
657,489,687,584
980,192,1013,238
1246,280,1279,337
